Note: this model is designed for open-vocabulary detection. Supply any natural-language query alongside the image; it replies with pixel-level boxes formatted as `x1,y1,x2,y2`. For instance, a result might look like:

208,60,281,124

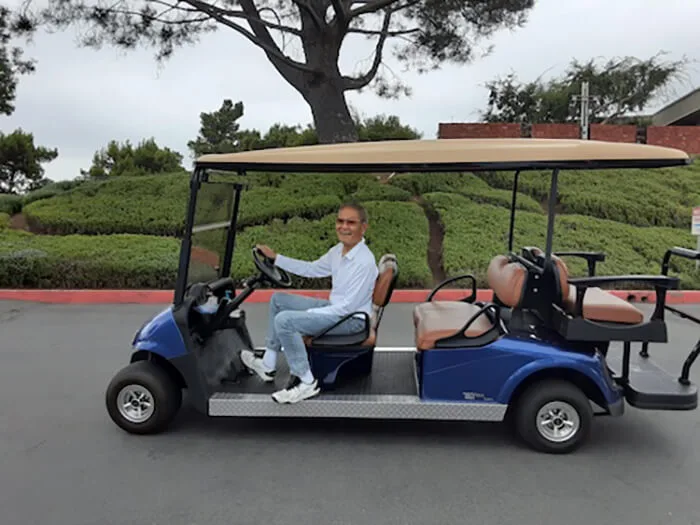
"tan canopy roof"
194,138,691,172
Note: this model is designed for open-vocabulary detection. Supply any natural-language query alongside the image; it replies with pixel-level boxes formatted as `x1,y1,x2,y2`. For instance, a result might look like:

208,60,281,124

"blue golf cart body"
106,138,699,454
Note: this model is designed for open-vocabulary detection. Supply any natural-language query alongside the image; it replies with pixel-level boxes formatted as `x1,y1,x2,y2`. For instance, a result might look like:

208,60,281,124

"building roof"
652,87,700,126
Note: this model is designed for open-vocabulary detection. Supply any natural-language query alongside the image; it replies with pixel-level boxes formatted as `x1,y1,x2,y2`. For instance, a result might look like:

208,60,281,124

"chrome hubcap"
117,385,155,423
536,401,579,442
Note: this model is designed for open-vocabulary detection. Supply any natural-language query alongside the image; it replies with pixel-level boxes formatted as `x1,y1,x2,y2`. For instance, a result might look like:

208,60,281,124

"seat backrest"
527,247,571,305
371,254,399,330
487,250,570,311
487,255,527,308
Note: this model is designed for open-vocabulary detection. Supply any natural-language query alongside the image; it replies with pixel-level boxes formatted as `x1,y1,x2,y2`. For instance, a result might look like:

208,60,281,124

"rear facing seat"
413,251,647,350
544,251,644,325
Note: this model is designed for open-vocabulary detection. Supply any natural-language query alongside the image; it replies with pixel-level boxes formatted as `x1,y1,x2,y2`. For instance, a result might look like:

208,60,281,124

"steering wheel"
252,247,293,288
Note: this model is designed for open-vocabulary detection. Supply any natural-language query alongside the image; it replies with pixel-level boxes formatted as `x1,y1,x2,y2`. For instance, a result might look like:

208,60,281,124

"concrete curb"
2,289,700,304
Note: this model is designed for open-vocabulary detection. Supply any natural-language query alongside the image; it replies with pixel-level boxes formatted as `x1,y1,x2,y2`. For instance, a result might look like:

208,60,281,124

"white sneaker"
240,350,275,382
272,376,320,404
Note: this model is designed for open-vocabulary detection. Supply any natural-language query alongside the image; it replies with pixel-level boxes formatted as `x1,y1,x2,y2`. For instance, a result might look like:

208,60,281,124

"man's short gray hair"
339,201,368,223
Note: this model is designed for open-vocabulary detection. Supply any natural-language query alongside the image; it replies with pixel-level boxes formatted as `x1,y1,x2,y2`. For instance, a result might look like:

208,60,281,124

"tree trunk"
301,80,358,143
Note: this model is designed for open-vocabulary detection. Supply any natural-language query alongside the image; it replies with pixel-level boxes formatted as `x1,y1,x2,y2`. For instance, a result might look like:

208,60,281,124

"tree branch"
180,2,303,36
181,0,315,74
91,8,210,25
348,0,397,18
348,26,419,36
343,8,392,90
329,0,348,26
291,0,324,29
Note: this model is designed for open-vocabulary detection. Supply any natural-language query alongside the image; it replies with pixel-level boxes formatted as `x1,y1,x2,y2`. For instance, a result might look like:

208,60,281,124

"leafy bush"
351,179,412,202
0,194,22,215
0,213,9,229
390,172,542,212
22,173,189,236
0,230,180,288
0,200,431,289
426,192,700,288
21,179,86,206
474,163,700,228
21,171,408,236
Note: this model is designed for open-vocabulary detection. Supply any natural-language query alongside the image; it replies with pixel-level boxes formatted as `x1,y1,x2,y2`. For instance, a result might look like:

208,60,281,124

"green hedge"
22,171,410,236
389,172,543,212
473,163,700,228
22,173,190,236
426,192,700,288
0,230,180,288
0,213,9,229
0,194,22,215
0,200,432,289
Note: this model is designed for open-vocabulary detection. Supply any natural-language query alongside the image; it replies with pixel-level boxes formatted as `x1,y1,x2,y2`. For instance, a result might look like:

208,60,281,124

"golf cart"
105,138,700,454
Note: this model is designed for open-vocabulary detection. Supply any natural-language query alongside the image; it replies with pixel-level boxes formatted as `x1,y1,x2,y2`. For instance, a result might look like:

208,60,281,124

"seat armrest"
568,275,680,290
555,251,606,261
309,311,371,347
569,275,679,321
554,251,605,276
426,274,476,302
667,247,700,260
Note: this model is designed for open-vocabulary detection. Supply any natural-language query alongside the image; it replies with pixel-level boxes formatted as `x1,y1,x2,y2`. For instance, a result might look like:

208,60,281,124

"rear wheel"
106,360,182,434
514,379,593,454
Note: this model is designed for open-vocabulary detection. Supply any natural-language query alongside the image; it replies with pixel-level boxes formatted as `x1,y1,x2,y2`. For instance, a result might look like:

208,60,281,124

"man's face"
335,206,366,246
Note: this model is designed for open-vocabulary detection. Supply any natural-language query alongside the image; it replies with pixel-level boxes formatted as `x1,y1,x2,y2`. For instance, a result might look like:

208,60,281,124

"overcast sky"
4,0,700,183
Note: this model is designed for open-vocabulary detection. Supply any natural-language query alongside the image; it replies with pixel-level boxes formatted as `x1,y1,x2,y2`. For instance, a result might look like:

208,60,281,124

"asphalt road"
2,299,700,525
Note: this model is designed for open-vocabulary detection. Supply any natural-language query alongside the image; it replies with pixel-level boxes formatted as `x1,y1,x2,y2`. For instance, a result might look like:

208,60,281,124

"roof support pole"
544,168,559,259
174,167,204,306
507,170,520,252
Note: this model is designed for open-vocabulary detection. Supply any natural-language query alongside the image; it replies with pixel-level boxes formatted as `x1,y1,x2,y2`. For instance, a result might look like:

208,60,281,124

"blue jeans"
265,292,367,379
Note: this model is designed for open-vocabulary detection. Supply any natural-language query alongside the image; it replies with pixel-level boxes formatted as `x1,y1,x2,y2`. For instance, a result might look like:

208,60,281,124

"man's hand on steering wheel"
256,244,276,261
252,245,292,288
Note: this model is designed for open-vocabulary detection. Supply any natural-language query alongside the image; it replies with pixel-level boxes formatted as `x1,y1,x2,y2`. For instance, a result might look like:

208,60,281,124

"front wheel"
514,379,593,454
106,360,182,435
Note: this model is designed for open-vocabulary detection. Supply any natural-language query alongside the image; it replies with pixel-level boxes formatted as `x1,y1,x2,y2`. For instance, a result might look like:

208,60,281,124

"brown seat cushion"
413,301,494,351
564,285,644,324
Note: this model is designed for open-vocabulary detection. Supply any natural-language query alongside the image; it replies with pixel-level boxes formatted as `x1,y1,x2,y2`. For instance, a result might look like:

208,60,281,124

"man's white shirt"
274,239,378,318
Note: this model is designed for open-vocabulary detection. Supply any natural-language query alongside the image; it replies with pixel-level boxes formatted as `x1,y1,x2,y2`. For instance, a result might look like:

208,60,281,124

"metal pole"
580,81,589,140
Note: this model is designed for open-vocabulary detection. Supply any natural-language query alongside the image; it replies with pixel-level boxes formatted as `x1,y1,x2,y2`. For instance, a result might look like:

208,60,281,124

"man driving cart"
240,202,379,404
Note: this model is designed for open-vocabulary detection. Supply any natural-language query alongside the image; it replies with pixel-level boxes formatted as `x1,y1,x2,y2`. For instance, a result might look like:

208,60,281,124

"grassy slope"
425,193,700,288
2,161,699,289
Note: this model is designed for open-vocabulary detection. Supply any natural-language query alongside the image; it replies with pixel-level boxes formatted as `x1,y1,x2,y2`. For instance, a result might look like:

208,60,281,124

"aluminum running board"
208,393,507,421
210,348,506,421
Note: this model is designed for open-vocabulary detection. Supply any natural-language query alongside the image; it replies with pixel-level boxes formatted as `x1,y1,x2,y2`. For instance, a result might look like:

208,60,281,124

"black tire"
105,360,182,435
514,379,593,454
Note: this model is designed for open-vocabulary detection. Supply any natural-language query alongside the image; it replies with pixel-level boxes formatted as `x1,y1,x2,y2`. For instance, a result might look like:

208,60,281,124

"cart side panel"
419,336,617,406
132,307,187,360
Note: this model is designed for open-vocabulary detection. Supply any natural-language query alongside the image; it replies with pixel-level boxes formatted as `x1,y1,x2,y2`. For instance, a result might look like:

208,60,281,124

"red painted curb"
2,288,700,304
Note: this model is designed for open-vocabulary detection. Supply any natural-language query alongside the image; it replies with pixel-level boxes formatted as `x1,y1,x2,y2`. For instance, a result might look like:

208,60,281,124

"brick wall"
589,124,637,143
438,122,700,154
647,126,700,153
531,123,579,138
438,123,521,138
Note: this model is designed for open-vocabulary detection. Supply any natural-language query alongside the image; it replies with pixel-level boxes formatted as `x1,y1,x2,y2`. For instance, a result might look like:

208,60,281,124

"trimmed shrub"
0,230,180,288
0,194,22,215
0,200,431,289
22,172,408,236
474,164,700,228
390,172,543,212
426,192,700,289
22,180,86,206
